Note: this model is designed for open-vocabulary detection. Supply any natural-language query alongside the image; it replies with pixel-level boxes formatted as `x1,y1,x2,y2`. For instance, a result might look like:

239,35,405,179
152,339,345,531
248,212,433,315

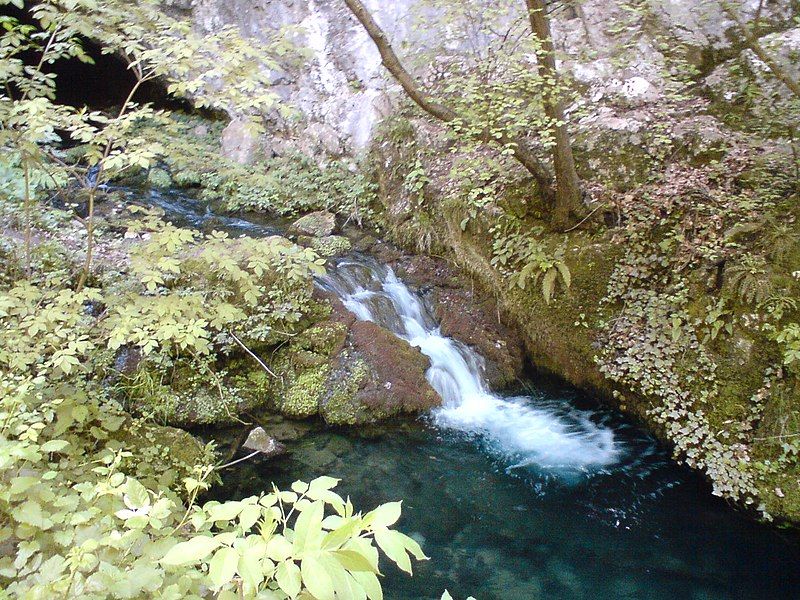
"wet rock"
113,346,143,376
221,118,261,165
392,254,463,289
242,427,286,457
291,210,336,237
320,320,440,425
433,288,524,389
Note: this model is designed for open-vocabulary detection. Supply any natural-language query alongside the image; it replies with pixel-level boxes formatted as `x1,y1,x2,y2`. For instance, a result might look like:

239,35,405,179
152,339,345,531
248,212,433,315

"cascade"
318,256,621,479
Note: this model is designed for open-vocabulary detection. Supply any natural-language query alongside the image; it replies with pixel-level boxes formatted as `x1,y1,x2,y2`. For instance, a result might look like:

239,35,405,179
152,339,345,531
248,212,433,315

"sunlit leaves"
160,536,221,566
151,477,427,598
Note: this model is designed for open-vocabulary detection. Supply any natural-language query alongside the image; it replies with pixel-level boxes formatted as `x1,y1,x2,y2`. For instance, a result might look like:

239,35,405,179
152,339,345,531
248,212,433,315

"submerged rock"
242,427,286,457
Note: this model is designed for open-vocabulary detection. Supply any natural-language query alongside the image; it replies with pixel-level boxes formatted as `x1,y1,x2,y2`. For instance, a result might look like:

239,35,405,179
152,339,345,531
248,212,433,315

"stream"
149,189,800,600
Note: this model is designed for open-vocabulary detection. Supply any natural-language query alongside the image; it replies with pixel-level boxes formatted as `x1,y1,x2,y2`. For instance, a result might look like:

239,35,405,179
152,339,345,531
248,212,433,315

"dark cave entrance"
1,4,187,112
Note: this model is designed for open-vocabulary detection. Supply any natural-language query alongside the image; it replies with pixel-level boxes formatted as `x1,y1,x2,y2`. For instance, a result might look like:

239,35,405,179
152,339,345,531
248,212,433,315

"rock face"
706,27,800,109
185,0,782,157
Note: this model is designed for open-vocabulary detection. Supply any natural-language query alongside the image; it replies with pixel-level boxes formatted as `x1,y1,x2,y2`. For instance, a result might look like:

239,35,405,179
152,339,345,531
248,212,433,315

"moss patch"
278,364,330,419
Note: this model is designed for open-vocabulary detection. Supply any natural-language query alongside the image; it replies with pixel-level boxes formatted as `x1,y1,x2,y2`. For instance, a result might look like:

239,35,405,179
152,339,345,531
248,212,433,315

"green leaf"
393,531,428,561
293,500,324,553
332,549,379,574
301,555,335,600
557,262,571,288
291,480,309,494
308,476,339,494
206,501,243,522
322,518,361,550
237,552,263,593
542,268,558,305
276,560,302,598
364,501,401,528
125,478,150,509
208,546,239,589
266,535,293,562
238,503,261,530
13,501,53,530
374,528,412,574
40,440,69,453
352,571,383,600
161,536,221,566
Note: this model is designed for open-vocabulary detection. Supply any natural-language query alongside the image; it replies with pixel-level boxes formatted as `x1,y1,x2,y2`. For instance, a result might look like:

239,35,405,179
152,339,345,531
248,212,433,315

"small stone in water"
243,427,285,457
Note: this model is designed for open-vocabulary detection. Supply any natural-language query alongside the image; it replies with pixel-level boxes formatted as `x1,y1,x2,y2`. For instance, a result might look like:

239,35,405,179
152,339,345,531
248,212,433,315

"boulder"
271,296,440,425
309,235,352,257
320,320,441,425
291,210,336,237
221,118,261,165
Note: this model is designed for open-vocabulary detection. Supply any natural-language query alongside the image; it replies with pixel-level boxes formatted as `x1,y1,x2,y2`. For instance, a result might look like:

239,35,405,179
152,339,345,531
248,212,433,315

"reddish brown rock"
319,320,440,425
433,287,524,388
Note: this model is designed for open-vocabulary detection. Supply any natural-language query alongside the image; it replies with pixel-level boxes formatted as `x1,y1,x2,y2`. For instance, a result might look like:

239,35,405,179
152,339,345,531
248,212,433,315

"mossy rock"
310,235,352,258
110,421,210,490
120,356,270,428
291,211,336,237
173,168,203,188
320,356,372,425
278,364,331,419
147,167,173,189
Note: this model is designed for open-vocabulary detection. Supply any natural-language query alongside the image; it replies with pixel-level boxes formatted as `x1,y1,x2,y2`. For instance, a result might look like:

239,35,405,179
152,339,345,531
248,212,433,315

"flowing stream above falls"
141,189,800,599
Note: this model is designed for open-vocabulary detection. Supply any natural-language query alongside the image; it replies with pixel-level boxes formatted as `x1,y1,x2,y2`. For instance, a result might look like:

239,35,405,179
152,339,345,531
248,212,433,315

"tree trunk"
343,0,556,199
525,0,584,227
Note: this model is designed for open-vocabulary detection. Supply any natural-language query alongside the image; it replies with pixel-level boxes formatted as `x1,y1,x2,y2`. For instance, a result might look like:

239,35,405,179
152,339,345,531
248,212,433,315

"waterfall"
319,256,622,480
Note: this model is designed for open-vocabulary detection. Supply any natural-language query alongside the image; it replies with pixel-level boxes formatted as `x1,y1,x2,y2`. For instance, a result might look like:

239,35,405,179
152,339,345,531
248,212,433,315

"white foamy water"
319,257,621,478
